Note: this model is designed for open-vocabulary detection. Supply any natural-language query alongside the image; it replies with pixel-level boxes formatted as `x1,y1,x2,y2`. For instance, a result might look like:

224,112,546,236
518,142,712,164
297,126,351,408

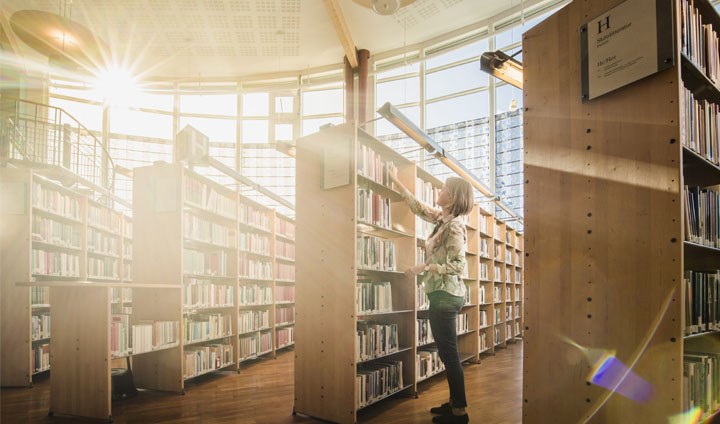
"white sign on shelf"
581,0,673,101
323,136,351,189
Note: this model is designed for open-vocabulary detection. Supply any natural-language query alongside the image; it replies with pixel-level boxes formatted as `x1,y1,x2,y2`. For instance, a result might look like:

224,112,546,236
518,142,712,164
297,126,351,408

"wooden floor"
1,342,522,424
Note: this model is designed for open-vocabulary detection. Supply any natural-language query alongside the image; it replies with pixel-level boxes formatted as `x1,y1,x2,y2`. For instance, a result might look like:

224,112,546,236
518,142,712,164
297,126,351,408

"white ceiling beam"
323,0,358,68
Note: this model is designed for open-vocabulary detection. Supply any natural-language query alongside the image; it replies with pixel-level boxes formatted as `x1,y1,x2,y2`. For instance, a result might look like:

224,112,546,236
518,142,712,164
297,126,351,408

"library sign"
580,0,674,101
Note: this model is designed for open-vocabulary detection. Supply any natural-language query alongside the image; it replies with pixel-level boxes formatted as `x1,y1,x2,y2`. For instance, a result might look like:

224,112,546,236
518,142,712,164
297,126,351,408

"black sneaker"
430,402,453,415
432,413,469,424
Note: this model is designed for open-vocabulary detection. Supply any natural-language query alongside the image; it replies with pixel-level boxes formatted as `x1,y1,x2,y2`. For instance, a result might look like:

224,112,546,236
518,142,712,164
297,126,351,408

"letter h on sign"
597,16,610,34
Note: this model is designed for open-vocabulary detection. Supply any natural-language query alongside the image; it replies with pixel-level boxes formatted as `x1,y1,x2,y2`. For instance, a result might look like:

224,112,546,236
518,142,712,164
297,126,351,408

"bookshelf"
274,212,296,351
0,167,85,386
132,162,237,391
294,123,524,423
295,123,417,423
17,280,179,421
523,0,720,422
237,194,275,362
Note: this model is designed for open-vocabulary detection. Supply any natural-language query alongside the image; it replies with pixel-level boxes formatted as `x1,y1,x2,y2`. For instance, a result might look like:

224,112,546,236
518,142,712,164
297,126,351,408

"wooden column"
344,56,355,123
357,49,370,124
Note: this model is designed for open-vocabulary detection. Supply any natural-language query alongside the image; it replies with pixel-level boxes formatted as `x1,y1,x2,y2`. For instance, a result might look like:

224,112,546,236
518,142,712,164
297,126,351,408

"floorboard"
1,342,523,423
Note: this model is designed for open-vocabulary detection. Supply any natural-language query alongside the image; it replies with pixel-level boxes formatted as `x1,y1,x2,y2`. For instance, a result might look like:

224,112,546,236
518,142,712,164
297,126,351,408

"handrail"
1,98,115,193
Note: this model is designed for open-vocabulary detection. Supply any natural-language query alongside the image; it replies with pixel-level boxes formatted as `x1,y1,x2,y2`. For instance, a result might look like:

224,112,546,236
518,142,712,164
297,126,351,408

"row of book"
239,331,273,359
88,203,121,233
87,256,119,279
183,313,233,344
88,227,121,256
32,181,82,221
132,320,179,355
358,188,392,230
684,185,719,248
417,318,434,345
680,0,720,84
417,348,444,380
123,242,132,258
239,256,273,280
111,287,132,303
480,263,489,280
183,278,234,309
238,310,270,334
356,360,404,409
479,332,488,352
123,219,132,238
457,312,469,334
275,240,295,259
684,270,720,335
357,144,393,186
184,177,237,219
357,235,396,271
479,215,493,236
417,286,430,310
480,238,490,257
183,249,228,276
31,249,80,277
184,212,233,248
684,351,720,416
32,343,50,373
32,215,81,249
239,204,271,231
238,232,270,256
184,342,234,379
275,285,295,302
357,281,393,314
31,286,50,305
275,306,294,325
276,327,294,348
31,313,51,341
357,321,399,362
238,284,272,306
111,314,131,357
122,263,132,282
275,219,295,240
682,88,720,166
275,263,295,281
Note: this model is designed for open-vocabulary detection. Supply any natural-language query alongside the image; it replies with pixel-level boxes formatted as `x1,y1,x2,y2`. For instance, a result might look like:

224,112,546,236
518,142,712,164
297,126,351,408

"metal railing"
1,98,115,192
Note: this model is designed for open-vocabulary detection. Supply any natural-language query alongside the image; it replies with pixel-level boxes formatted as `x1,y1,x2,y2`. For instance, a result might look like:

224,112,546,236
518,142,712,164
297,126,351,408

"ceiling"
2,0,530,81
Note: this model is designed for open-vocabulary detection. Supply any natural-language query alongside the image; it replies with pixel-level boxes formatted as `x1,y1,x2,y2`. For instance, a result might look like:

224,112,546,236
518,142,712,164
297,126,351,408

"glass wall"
42,0,566,223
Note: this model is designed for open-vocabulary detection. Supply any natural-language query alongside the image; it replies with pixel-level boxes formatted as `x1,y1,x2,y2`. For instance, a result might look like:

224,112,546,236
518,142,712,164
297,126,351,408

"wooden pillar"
357,49,370,124
343,56,354,123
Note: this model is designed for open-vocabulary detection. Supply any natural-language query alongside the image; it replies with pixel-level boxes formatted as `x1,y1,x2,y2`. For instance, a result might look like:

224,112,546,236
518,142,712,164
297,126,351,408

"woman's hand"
404,264,426,278
389,164,404,191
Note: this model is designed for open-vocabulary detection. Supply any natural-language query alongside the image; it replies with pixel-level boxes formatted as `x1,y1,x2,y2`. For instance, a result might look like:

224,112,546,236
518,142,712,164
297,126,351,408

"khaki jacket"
402,188,467,298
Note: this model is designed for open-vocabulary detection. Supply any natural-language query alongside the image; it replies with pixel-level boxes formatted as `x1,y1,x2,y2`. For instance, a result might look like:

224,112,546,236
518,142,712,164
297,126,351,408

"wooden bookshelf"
295,124,417,423
132,162,238,389
237,194,275,362
294,123,524,423
0,167,85,386
16,280,179,421
274,212,296,351
523,0,719,421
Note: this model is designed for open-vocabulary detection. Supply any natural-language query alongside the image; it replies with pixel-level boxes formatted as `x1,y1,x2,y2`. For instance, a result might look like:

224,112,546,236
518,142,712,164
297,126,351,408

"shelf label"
323,136,351,189
581,0,674,101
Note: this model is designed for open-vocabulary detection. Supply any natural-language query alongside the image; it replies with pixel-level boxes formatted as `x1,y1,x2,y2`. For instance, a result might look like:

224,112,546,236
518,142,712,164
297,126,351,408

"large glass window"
426,91,489,129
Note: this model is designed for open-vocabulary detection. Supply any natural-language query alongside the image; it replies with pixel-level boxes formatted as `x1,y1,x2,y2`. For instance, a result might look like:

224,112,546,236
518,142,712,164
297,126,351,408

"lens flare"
588,352,654,403
667,407,703,424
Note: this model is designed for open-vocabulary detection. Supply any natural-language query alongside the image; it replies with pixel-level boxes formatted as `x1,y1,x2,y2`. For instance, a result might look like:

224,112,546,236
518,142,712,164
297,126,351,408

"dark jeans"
428,290,466,408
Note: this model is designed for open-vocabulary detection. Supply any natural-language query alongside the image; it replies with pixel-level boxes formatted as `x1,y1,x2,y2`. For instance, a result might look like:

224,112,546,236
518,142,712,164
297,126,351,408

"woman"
389,166,473,424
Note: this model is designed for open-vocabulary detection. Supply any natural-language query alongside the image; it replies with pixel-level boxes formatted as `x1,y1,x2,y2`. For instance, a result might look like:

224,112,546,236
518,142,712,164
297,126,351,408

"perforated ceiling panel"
3,0,526,78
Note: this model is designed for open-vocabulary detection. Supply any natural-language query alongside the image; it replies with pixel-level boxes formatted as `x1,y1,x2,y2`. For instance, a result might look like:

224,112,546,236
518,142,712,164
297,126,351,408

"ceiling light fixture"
9,9,107,71
480,50,523,89
352,0,416,16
